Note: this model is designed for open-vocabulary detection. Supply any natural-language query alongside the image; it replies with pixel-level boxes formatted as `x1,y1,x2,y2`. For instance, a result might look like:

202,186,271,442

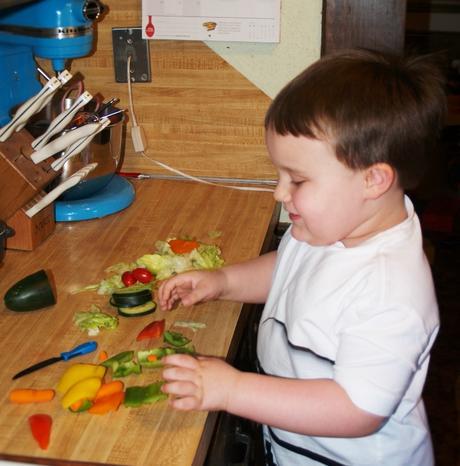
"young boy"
158,49,446,465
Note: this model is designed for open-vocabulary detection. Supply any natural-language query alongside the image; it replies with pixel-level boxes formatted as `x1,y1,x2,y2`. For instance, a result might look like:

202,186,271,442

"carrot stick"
9,389,55,404
94,380,124,402
88,391,124,415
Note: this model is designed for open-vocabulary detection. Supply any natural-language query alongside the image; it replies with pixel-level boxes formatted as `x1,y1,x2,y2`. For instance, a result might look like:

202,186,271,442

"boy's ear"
363,163,395,199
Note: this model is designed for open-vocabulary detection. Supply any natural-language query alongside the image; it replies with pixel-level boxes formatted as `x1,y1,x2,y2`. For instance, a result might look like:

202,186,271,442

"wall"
46,1,321,182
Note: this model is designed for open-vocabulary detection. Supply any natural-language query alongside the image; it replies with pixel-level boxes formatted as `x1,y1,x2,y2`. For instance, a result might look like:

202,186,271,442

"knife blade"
12,341,97,380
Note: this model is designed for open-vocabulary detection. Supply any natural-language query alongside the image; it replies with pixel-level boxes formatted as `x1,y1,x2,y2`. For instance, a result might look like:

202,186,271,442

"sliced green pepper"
100,351,134,368
124,382,167,407
137,346,195,369
101,351,141,378
137,348,167,368
164,330,191,347
113,360,141,378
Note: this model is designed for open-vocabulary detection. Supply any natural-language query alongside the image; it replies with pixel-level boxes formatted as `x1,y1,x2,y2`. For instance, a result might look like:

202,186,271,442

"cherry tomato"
132,267,154,284
121,271,137,287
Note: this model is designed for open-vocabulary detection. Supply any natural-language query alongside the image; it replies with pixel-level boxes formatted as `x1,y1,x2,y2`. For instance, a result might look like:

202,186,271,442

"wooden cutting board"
0,179,277,466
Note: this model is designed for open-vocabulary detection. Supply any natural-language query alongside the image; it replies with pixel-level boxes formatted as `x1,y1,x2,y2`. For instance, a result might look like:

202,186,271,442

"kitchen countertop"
0,179,277,466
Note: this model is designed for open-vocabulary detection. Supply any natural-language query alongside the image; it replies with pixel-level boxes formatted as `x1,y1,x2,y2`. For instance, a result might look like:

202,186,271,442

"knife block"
6,192,55,251
0,129,59,220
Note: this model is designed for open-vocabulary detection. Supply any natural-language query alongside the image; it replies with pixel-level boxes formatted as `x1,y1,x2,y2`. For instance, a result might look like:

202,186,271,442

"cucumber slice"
117,300,156,317
4,269,56,311
111,287,152,307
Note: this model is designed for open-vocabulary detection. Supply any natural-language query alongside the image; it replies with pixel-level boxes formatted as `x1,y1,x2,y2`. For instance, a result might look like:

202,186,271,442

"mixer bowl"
54,109,125,201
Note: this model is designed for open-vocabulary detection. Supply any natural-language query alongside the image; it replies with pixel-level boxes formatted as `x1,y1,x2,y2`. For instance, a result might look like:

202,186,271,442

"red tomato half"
132,268,154,284
121,271,137,287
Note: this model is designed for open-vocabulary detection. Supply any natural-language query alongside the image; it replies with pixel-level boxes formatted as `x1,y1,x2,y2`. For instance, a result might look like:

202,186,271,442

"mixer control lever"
83,0,105,21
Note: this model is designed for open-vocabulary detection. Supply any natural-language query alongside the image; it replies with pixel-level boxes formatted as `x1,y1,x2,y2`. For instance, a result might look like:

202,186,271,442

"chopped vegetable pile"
73,237,224,295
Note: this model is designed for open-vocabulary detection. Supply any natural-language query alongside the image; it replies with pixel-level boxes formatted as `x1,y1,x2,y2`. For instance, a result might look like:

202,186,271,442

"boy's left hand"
161,354,239,411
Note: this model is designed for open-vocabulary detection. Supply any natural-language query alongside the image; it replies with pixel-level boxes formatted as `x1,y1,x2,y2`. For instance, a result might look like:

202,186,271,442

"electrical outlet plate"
112,27,151,83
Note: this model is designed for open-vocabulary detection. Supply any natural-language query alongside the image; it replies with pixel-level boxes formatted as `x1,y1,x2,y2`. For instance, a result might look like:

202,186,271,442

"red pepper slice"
28,414,52,450
136,318,166,341
168,239,200,254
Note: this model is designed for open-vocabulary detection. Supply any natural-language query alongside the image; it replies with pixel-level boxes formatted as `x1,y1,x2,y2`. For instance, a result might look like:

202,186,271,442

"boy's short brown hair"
265,49,447,189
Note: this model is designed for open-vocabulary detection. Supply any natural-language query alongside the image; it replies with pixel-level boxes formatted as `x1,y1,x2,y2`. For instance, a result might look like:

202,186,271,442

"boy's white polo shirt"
257,196,439,466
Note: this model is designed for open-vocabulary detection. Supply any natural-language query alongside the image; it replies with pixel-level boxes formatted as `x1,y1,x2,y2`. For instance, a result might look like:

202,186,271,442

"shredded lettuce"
73,305,118,335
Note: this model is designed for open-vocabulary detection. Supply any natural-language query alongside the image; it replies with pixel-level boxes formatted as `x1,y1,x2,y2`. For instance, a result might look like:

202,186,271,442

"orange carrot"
9,389,55,404
68,399,93,412
88,391,124,415
94,380,124,402
98,351,108,362
147,354,158,362
70,399,84,411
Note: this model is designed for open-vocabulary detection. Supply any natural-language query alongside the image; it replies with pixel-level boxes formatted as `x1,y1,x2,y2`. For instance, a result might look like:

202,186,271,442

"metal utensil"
12,340,97,380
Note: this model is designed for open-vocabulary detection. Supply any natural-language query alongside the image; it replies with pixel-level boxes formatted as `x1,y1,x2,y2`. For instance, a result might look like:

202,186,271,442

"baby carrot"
94,380,124,402
9,389,55,404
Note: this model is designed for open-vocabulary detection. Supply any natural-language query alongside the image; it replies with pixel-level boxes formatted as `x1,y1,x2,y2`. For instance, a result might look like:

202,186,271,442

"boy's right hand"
158,269,227,310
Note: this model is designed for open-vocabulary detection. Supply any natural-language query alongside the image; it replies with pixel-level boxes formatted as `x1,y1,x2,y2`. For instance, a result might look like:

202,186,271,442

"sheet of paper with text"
141,0,281,43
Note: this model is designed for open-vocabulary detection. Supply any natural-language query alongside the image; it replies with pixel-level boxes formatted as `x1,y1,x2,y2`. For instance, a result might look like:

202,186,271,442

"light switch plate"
112,27,151,83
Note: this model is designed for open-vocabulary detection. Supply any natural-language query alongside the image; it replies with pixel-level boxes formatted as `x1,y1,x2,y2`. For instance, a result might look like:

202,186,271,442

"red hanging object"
145,15,155,38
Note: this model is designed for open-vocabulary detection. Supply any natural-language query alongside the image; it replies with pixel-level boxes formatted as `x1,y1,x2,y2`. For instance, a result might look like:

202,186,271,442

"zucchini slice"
117,300,156,317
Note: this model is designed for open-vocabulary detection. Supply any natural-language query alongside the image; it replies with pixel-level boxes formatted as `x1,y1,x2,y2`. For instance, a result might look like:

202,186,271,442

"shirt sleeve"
333,306,435,417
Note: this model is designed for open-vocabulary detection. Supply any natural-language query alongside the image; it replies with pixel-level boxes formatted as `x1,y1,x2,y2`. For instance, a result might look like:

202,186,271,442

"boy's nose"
274,182,291,203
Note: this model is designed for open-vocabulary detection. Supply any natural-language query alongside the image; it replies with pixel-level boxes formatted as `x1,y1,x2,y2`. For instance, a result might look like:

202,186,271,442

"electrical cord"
126,55,275,193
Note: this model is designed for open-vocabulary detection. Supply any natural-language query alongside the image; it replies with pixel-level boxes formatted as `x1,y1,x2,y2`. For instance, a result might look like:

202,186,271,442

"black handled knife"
12,341,97,380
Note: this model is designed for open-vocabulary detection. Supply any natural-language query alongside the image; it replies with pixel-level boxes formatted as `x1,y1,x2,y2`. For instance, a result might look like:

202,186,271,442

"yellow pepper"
57,363,106,395
61,376,103,409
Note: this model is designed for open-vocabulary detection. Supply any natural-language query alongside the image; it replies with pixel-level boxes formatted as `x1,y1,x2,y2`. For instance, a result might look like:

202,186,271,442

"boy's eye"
291,179,305,186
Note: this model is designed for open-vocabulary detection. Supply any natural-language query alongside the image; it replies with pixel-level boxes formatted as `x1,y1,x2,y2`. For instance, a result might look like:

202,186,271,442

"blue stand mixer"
0,0,134,222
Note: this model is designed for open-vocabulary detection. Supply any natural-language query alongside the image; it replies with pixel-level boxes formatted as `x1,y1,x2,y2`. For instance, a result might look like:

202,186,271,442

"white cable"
126,55,275,193
127,55,138,127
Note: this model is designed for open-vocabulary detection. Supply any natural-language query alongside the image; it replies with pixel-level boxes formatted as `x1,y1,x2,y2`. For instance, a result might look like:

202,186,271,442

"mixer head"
0,0,105,124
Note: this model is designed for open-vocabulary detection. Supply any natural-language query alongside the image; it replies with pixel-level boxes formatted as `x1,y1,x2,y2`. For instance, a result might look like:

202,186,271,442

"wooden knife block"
0,129,59,220
6,192,55,251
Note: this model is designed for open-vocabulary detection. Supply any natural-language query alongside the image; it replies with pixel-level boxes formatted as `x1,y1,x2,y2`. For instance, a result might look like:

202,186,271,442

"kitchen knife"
51,117,111,171
0,71,72,142
30,122,103,164
25,163,98,218
31,91,93,150
12,340,97,380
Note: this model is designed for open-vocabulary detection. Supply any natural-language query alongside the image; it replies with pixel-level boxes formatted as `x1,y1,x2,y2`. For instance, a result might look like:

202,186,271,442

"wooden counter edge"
192,202,281,466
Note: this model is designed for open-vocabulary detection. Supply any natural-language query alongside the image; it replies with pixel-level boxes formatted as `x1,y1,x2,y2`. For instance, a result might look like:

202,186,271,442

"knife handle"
60,341,97,361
